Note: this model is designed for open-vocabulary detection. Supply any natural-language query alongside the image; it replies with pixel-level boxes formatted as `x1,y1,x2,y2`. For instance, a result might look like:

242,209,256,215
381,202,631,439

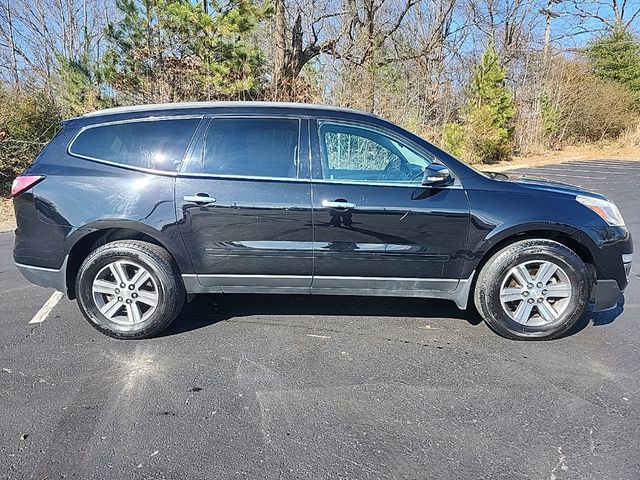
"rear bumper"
15,257,69,296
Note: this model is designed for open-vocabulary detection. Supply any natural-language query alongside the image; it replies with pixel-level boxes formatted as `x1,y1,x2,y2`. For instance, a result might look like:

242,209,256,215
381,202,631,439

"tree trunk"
273,0,287,97
6,0,20,88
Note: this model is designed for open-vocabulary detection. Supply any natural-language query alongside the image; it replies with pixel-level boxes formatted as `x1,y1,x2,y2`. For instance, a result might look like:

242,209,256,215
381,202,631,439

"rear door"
310,119,470,294
175,116,313,292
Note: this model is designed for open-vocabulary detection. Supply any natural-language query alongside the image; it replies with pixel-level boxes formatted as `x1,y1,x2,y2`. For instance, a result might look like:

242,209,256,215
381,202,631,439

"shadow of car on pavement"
160,294,484,337
161,293,627,339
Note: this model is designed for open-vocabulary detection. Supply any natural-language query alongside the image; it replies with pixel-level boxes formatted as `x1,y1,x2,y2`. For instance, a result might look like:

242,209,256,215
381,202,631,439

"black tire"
75,240,185,339
474,239,591,340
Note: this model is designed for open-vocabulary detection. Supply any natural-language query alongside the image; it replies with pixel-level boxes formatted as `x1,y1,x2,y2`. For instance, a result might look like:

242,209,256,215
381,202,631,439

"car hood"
483,171,609,200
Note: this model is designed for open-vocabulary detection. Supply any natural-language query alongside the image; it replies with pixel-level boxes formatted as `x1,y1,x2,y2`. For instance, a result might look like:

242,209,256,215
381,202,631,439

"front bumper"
591,279,623,311
590,252,632,311
15,257,69,297
623,253,633,279
571,226,632,311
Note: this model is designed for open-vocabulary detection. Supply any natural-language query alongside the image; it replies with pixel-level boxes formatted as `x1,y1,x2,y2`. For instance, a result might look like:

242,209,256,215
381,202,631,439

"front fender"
460,216,581,280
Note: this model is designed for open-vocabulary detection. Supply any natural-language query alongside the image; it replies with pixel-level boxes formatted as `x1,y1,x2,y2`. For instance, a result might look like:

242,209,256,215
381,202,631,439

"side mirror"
422,164,453,187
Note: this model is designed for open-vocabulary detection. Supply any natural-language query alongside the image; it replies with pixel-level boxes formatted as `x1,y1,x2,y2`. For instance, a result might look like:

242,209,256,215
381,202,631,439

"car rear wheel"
474,239,591,340
76,240,184,339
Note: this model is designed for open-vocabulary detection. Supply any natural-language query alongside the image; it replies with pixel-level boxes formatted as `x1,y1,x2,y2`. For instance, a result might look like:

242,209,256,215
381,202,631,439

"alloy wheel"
499,260,573,327
92,260,159,326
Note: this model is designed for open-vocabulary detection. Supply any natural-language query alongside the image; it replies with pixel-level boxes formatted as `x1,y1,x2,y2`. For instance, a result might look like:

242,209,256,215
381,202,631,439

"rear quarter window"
69,118,201,171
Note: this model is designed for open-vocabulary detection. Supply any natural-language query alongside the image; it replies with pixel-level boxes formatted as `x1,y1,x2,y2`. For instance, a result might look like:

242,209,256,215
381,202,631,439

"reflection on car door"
175,116,313,292
310,119,470,294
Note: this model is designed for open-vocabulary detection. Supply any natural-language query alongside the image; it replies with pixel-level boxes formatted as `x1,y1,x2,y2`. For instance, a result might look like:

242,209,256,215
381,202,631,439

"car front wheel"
474,239,591,340
75,240,185,339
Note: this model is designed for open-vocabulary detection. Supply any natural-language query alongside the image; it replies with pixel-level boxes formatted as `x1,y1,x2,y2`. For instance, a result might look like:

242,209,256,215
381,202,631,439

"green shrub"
442,122,466,158
0,87,61,196
540,92,560,144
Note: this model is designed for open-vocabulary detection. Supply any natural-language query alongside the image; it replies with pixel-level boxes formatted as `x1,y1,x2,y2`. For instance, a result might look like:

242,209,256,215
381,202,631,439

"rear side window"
69,118,200,171
201,118,299,178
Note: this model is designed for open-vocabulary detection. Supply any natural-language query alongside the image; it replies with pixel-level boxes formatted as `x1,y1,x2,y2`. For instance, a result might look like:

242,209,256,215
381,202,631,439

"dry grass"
619,123,640,147
0,198,15,232
488,144,640,171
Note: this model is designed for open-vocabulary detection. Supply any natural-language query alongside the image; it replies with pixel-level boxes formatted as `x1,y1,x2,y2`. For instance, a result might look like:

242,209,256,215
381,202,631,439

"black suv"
12,102,633,340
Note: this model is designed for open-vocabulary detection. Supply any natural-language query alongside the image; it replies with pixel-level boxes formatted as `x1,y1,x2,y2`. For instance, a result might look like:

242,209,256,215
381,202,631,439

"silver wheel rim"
499,260,572,327
92,260,159,327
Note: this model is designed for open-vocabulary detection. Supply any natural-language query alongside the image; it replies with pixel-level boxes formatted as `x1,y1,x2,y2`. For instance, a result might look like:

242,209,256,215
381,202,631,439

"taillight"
11,175,44,197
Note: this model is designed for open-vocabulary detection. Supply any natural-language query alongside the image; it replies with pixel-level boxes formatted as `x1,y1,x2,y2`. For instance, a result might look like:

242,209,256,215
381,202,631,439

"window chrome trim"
311,178,463,189
176,172,312,182
173,172,464,187
67,115,204,175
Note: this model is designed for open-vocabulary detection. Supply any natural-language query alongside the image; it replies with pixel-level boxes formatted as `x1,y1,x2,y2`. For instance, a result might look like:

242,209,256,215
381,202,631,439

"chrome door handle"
183,195,216,204
322,200,356,209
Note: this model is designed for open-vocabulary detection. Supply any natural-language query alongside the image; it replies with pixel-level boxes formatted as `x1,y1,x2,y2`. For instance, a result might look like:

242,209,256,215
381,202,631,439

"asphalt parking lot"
1,160,639,479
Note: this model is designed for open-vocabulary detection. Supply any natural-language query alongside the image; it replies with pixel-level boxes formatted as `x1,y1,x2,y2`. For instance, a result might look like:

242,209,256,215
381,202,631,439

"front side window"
202,118,299,178
70,118,200,171
319,122,432,183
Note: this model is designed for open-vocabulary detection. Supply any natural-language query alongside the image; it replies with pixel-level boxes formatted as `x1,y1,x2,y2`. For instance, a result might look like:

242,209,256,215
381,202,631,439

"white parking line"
569,160,640,164
564,167,640,174
517,170,606,180
567,160,640,165
519,168,606,176
29,291,64,324
567,159,638,164
528,166,604,173
528,165,638,174
560,165,640,172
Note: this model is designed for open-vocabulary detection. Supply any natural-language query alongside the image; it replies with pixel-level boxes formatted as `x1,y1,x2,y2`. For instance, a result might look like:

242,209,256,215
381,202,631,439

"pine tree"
587,25,640,103
54,56,113,117
461,42,515,164
103,0,270,103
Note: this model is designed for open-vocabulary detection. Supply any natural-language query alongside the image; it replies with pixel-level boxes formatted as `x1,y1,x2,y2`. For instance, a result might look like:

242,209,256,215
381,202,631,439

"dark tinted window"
70,118,200,171
202,118,299,178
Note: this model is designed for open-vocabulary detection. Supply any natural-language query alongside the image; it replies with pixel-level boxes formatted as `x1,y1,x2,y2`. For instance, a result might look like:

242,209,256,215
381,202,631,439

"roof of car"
80,101,377,119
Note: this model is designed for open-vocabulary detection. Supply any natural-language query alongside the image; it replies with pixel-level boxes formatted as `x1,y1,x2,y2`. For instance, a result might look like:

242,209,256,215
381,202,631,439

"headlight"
576,195,625,227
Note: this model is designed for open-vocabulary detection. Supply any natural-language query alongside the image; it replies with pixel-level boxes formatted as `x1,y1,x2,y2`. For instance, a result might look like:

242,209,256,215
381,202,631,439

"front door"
310,119,470,294
175,116,313,292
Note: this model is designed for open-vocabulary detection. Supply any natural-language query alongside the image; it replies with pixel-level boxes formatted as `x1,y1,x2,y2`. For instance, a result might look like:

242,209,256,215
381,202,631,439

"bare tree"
4,0,19,88
409,0,461,123
541,0,562,62
565,0,640,31
0,0,111,88
336,0,420,111
271,0,345,100
467,0,545,62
